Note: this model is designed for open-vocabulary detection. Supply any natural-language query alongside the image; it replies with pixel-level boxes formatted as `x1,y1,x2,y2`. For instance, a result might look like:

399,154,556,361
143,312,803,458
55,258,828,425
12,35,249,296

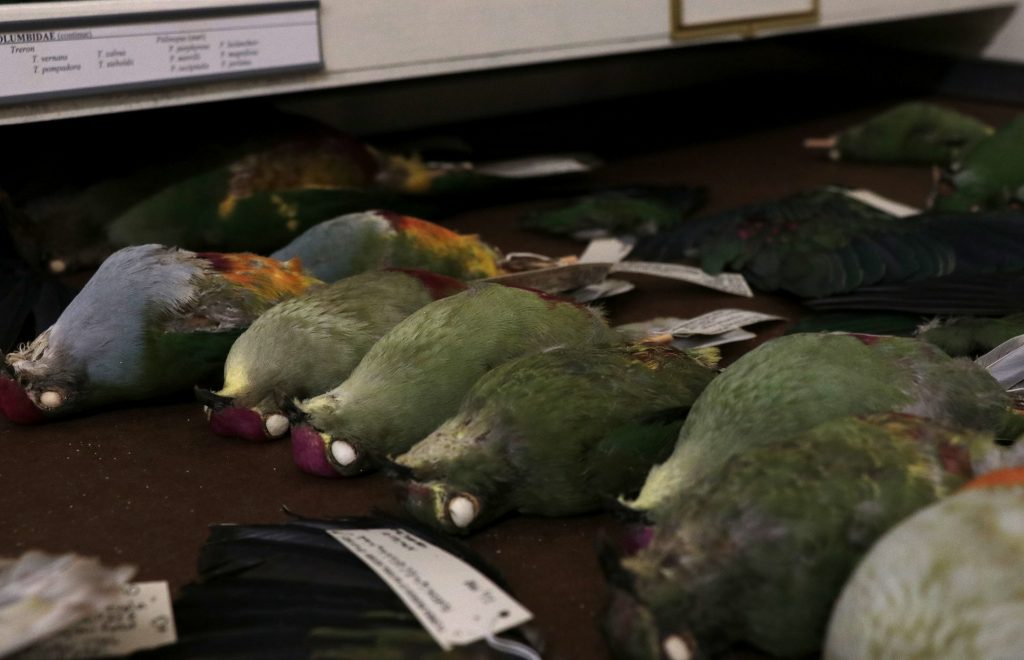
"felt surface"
2,95,1020,660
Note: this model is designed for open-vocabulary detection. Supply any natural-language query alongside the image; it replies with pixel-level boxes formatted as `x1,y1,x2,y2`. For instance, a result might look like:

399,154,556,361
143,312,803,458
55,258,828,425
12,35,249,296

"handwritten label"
611,261,753,297
843,189,920,218
0,4,321,105
16,582,176,659
328,528,532,651
578,236,635,264
670,309,784,336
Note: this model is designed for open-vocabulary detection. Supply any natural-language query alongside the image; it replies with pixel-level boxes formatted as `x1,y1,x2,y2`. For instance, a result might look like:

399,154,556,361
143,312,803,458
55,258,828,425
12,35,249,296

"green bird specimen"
108,132,596,253
630,186,1024,314
268,210,502,283
790,312,1024,358
933,114,1024,211
395,345,718,534
917,312,1024,357
606,413,1024,660
626,332,1024,522
199,270,467,447
519,186,707,240
804,102,992,165
826,467,1024,659
289,283,622,478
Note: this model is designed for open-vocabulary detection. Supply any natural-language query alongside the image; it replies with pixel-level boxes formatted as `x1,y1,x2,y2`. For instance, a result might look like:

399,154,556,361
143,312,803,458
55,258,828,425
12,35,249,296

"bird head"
196,387,291,442
604,586,700,660
399,480,490,535
1,332,80,423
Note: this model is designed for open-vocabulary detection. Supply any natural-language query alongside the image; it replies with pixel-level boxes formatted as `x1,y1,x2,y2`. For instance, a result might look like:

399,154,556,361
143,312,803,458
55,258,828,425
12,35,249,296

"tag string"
482,611,542,660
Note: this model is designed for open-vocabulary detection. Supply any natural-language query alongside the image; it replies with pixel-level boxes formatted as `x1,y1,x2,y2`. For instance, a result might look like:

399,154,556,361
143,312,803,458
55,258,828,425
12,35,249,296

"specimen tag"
672,328,756,350
328,528,532,651
578,237,636,264
17,582,176,659
571,278,635,303
474,154,595,178
669,309,784,336
843,189,920,218
611,261,753,297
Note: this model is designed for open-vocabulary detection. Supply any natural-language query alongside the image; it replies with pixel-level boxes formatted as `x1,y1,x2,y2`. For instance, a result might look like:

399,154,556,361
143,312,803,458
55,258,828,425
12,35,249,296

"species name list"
0,6,321,103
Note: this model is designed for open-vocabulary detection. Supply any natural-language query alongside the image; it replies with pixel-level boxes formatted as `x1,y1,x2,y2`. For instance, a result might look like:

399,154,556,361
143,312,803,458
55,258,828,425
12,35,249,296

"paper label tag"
611,261,753,297
578,237,636,264
328,528,532,651
571,278,635,303
670,309,784,336
671,328,756,350
843,189,920,218
474,155,594,178
0,5,322,106
16,582,176,659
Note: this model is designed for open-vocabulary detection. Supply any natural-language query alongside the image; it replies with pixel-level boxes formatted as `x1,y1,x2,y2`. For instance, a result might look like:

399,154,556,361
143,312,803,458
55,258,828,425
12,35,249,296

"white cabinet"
0,0,1014,124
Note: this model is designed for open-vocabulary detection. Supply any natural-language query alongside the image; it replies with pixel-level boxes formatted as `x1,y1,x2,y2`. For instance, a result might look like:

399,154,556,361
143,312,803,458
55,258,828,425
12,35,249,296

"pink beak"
208,406,269,442
290,423,339,478
0,375,45,424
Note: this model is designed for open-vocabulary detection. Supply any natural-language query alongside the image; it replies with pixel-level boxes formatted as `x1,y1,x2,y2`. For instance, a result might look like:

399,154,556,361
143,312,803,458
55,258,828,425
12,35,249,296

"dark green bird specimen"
630,187,1024,313
519,186,707,240
108,132,596,254
290,283,622,477
395,345,718,534
133,518,541,660
805,102,992,165
789,312,1024,359
606,413,1023,660
626,332,1024,523
933,114,1024,211
917,313,1024,358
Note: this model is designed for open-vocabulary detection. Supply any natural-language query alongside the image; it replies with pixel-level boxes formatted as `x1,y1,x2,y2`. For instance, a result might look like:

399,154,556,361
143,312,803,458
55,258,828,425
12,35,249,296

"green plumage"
108,173,401,254
218,270,461,414
298,283,622,475
825,480,1024,659
829,102,992,165
787,311,925,337
628,333,1024,521
933,114,1024,211
917,313,1024,357
520,187,706,239
396,345,718,533
611,413,1014,659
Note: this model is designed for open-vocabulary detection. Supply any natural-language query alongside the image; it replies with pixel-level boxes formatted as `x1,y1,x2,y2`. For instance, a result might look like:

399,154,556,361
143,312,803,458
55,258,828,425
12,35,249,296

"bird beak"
0,373,45,424
290,423,341,478
194,386,234,412
207,405,271,442
282,398,307,424
380,457,415,481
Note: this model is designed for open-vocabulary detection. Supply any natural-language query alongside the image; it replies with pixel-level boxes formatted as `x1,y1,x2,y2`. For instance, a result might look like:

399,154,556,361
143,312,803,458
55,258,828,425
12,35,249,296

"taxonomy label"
0,3,321,104
328,528,533,651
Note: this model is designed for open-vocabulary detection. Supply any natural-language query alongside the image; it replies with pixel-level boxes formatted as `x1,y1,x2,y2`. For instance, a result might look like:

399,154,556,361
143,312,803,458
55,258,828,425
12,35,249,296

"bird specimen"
396,345,718,533
200,270,466,443
290,283,621,477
